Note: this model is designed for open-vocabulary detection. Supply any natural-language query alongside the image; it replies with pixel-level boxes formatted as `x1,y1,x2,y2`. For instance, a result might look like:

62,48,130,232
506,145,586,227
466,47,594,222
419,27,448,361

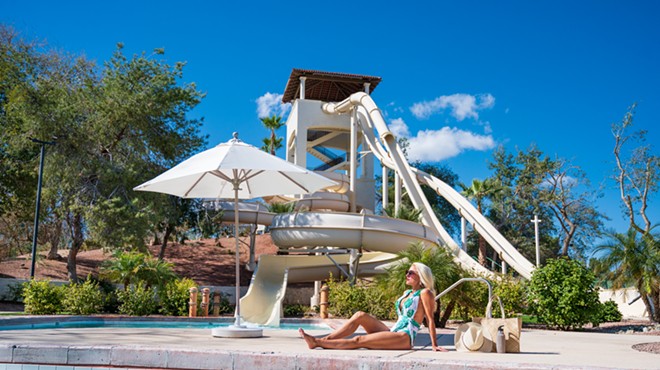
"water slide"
231,196,439,326
215,175,441,326
215,202,274,226
231,92,534,326
270,212,437,254
239,251,399,326
322,92,535,279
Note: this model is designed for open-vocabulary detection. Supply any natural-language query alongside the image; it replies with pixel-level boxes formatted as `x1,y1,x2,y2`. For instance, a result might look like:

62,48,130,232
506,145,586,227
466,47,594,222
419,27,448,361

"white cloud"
256,92,291,118
386,116,495,162
389,118,410,138
386,102,404,113
480,121,493,134
541,175,578,189
410,93,495,121
406,127,496,162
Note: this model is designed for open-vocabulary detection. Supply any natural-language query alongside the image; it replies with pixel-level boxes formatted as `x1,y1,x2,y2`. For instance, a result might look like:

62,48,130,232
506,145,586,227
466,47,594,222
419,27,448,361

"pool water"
0,319,328,331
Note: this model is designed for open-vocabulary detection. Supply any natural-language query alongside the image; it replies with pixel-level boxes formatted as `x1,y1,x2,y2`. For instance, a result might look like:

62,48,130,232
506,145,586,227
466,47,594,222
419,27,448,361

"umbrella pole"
233,183,242,327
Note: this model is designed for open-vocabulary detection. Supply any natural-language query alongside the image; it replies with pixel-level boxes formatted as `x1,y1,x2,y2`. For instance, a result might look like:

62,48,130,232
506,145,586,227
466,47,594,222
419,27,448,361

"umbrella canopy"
134,134,333,199
134,133,336,333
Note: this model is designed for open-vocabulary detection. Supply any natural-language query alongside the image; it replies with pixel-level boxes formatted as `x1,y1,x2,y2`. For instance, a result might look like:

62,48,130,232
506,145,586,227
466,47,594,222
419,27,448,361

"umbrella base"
211,325,263,338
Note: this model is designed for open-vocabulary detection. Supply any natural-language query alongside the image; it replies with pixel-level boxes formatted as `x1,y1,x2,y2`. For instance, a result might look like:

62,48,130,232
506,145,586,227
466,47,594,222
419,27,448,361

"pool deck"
0,316,657,370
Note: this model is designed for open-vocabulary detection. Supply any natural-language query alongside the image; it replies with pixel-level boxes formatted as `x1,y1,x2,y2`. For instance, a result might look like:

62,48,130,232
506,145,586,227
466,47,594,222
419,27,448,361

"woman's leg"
300,329,410,350
325,311,389,339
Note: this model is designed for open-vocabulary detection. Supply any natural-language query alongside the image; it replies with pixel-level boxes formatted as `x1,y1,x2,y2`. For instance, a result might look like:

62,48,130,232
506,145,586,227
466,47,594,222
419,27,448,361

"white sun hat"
454,322,493,352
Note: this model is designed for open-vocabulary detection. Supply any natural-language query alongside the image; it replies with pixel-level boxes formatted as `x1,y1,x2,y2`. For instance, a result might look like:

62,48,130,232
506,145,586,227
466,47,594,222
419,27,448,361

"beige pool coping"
0,316,657,369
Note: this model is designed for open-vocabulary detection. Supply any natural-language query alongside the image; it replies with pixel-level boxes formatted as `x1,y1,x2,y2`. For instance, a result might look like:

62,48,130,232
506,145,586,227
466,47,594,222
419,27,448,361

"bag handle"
485,295,506,319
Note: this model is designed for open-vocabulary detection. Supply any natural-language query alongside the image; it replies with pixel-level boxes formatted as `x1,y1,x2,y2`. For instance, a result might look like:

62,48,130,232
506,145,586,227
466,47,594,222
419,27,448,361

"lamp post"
29,137,56,279
531,214,541,267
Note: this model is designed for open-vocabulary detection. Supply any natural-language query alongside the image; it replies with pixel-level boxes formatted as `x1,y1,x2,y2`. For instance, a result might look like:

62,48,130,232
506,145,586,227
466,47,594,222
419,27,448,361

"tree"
594,229,660,323
612,103,658,235
383,203,422,222
260,114,284,154
541,158,606,257
56,45,206,282
487,146,557,264
487,145,606,263
1,25,95,264
488,145,605,261
598,104,660,323
1,28,207,281
152,196,199,260
527,257,601,330
461,178,503,266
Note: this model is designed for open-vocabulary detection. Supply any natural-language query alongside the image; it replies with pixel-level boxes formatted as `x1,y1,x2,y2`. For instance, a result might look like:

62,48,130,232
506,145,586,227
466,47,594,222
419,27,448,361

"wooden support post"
213,291,220,317
201,288,210,317
320,284,329,319
188,287,198,317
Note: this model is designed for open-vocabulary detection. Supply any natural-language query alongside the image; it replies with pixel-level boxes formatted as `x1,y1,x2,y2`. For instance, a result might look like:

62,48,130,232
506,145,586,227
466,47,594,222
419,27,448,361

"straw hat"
454,322,493,352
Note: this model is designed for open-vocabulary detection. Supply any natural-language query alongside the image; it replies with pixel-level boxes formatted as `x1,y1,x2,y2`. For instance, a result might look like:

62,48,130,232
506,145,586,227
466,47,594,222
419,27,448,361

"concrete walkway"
0,318,657,369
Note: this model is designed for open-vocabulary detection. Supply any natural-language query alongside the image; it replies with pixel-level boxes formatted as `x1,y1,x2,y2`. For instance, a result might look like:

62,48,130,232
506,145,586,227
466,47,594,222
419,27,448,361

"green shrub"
454,275,491,321
62,279,105,315
103,289,120,314
493,275,527,317
364,284,397,320
527,257,601,330
211,291,233,315
326,278,369,318
594,300,623,324
22,280,63,315
91,277,121,314
3,282,25,302
283,304,308,317
117,283,158,316
326,278,396,320
160,278,198,316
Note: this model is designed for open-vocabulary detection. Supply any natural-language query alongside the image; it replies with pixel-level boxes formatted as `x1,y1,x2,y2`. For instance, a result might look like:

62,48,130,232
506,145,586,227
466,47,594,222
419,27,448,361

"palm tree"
384,203,423,222
375,242,463,327
101,250,178,291
260,114,284,155
101,251,146,291
460,178,503,267
594,229,660,323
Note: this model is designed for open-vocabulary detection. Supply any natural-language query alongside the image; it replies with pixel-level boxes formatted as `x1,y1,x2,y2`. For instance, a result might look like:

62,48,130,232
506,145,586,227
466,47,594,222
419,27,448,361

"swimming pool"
0,317,329,331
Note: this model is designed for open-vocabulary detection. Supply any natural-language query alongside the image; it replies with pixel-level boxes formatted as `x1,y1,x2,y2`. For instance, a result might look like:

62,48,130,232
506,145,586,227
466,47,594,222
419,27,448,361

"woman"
299,262,446,351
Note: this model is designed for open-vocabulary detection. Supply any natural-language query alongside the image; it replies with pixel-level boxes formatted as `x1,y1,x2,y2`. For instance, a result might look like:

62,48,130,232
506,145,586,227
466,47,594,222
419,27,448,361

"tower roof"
282,69,382,103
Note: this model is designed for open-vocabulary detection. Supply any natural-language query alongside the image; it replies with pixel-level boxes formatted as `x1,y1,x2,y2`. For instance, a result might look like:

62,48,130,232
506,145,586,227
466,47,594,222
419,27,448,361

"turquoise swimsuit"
390,289,422,345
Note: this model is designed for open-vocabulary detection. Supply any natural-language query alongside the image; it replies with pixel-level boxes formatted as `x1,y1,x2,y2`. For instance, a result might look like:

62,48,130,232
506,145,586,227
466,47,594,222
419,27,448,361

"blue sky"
3,1,659,235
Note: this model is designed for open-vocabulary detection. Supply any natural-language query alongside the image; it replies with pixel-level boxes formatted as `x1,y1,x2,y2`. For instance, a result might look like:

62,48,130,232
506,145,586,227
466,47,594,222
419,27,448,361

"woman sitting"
299,262,446,351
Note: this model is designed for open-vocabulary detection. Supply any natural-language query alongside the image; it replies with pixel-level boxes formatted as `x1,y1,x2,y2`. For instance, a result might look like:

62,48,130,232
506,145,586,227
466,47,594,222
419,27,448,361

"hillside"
0,235,279,286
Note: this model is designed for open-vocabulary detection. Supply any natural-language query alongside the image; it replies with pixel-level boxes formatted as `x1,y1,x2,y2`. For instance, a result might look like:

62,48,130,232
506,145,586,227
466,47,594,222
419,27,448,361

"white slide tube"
326,92,534,279
240,252,398,326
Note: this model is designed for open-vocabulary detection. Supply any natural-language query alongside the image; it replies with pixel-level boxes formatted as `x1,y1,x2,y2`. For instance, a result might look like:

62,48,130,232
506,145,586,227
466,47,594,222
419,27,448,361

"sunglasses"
405,270,417,277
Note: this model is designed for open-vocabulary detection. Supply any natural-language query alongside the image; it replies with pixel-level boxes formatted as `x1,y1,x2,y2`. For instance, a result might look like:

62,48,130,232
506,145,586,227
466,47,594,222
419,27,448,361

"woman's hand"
432,345,448,352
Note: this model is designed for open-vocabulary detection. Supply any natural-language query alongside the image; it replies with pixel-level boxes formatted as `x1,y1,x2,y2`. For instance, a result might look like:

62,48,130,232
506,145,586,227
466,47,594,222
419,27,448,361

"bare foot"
299,328,318,349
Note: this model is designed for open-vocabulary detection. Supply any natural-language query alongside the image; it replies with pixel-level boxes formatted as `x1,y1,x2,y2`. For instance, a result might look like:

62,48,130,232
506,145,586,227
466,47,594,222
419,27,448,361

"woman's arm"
421,289,445,352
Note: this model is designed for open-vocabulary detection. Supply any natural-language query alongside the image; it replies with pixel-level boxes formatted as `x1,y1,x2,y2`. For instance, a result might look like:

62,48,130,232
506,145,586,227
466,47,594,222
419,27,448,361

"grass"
0,312,25,316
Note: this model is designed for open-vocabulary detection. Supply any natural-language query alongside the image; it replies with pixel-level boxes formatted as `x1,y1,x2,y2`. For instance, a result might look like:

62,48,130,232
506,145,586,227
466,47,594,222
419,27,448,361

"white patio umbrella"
134,133,336,337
